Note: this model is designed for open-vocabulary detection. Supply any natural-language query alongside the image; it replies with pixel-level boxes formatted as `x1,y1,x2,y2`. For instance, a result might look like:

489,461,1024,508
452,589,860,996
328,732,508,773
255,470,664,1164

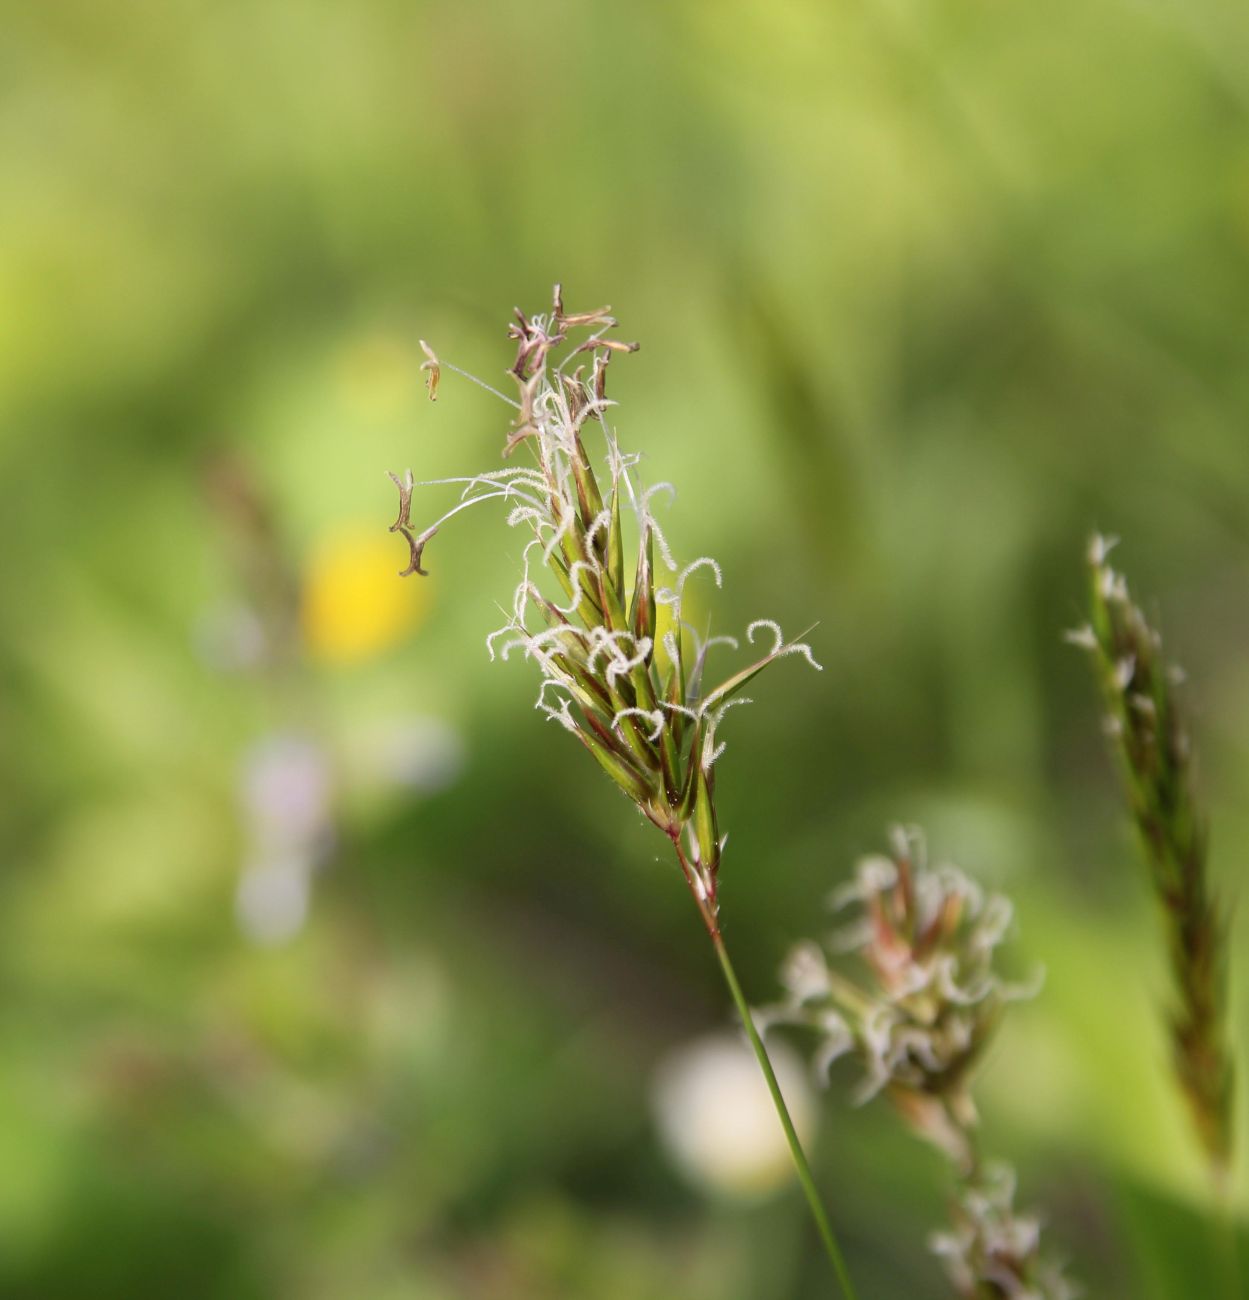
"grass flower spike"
389,287,820,940
767,829,1073,1298
770,827,1037,1166
931,1165,1077,1300
388,288,856,1298
1070,536,1235,1178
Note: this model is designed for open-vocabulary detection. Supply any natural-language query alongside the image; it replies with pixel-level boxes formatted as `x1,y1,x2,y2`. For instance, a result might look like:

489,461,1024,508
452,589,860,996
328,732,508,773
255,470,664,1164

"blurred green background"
3,1,1249,1296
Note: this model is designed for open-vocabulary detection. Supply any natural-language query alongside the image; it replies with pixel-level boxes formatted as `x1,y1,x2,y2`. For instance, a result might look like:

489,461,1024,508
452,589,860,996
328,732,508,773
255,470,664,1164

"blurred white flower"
651,1032,816,1199
235,854,312,947
358,715,465,794
240,734,334,848
194,601,268,672
235,733,335,947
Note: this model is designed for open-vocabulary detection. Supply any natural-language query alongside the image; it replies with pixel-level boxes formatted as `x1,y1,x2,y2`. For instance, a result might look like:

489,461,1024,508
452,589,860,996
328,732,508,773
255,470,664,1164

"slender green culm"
388,286,857,1297
713,932,859,1300
1069,535,1235,1180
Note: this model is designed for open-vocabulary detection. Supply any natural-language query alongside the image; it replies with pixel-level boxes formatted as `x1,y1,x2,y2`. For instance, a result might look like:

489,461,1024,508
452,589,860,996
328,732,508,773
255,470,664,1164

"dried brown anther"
418,340,440,401
387,469,415,532
396,525,435,578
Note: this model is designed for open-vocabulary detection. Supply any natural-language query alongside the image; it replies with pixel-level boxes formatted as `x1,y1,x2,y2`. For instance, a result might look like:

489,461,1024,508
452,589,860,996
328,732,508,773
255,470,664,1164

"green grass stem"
711,931,860,1300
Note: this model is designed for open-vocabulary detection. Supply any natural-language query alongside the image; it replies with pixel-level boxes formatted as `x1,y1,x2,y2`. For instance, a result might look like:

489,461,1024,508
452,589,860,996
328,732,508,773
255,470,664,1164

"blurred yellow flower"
301,526,428,664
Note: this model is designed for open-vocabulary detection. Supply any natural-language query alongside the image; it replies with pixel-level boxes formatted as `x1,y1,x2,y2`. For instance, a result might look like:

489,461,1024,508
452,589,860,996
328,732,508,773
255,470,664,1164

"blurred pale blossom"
235,854,312,947
356,715,466,795
651,1032,816,1199
231,720,465,945
234,734,335,947
240,734,335,849
193,601,268,672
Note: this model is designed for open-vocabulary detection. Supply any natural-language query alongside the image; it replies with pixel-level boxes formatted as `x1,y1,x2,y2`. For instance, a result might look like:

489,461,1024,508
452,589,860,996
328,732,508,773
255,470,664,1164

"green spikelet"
692,760,720,879
1075,536,1235,1175
607,477,624,599
573,723,656,806
629,523,656,646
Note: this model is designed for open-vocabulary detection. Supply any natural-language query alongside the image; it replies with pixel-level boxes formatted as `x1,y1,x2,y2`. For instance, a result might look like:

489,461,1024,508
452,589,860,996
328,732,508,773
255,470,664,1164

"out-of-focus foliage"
2,1,1248,1296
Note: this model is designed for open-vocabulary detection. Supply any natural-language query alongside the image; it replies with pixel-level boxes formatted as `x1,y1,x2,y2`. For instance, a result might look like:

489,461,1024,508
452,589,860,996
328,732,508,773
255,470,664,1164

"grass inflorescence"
388,287,856,1297
1069,536,1235,1179
388,287,821,936
766,828,1075,1299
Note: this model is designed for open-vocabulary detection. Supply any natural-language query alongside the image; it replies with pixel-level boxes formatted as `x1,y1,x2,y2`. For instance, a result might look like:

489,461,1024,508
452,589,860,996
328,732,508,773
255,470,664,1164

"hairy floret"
765,827,1039,1160
930,1165,1078,1300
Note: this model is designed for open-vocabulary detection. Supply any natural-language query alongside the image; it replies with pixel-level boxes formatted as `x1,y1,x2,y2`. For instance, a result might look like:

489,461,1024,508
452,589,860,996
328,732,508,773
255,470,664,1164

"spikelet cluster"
1068,535,1234,1173
767,829,1074,1297
388,288,820,935
930,1166,1077,1300
768,826,1035,1162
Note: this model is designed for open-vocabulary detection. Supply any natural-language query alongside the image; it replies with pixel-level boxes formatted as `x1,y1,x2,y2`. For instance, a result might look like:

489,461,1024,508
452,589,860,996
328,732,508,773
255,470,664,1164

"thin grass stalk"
712,928,859,1300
